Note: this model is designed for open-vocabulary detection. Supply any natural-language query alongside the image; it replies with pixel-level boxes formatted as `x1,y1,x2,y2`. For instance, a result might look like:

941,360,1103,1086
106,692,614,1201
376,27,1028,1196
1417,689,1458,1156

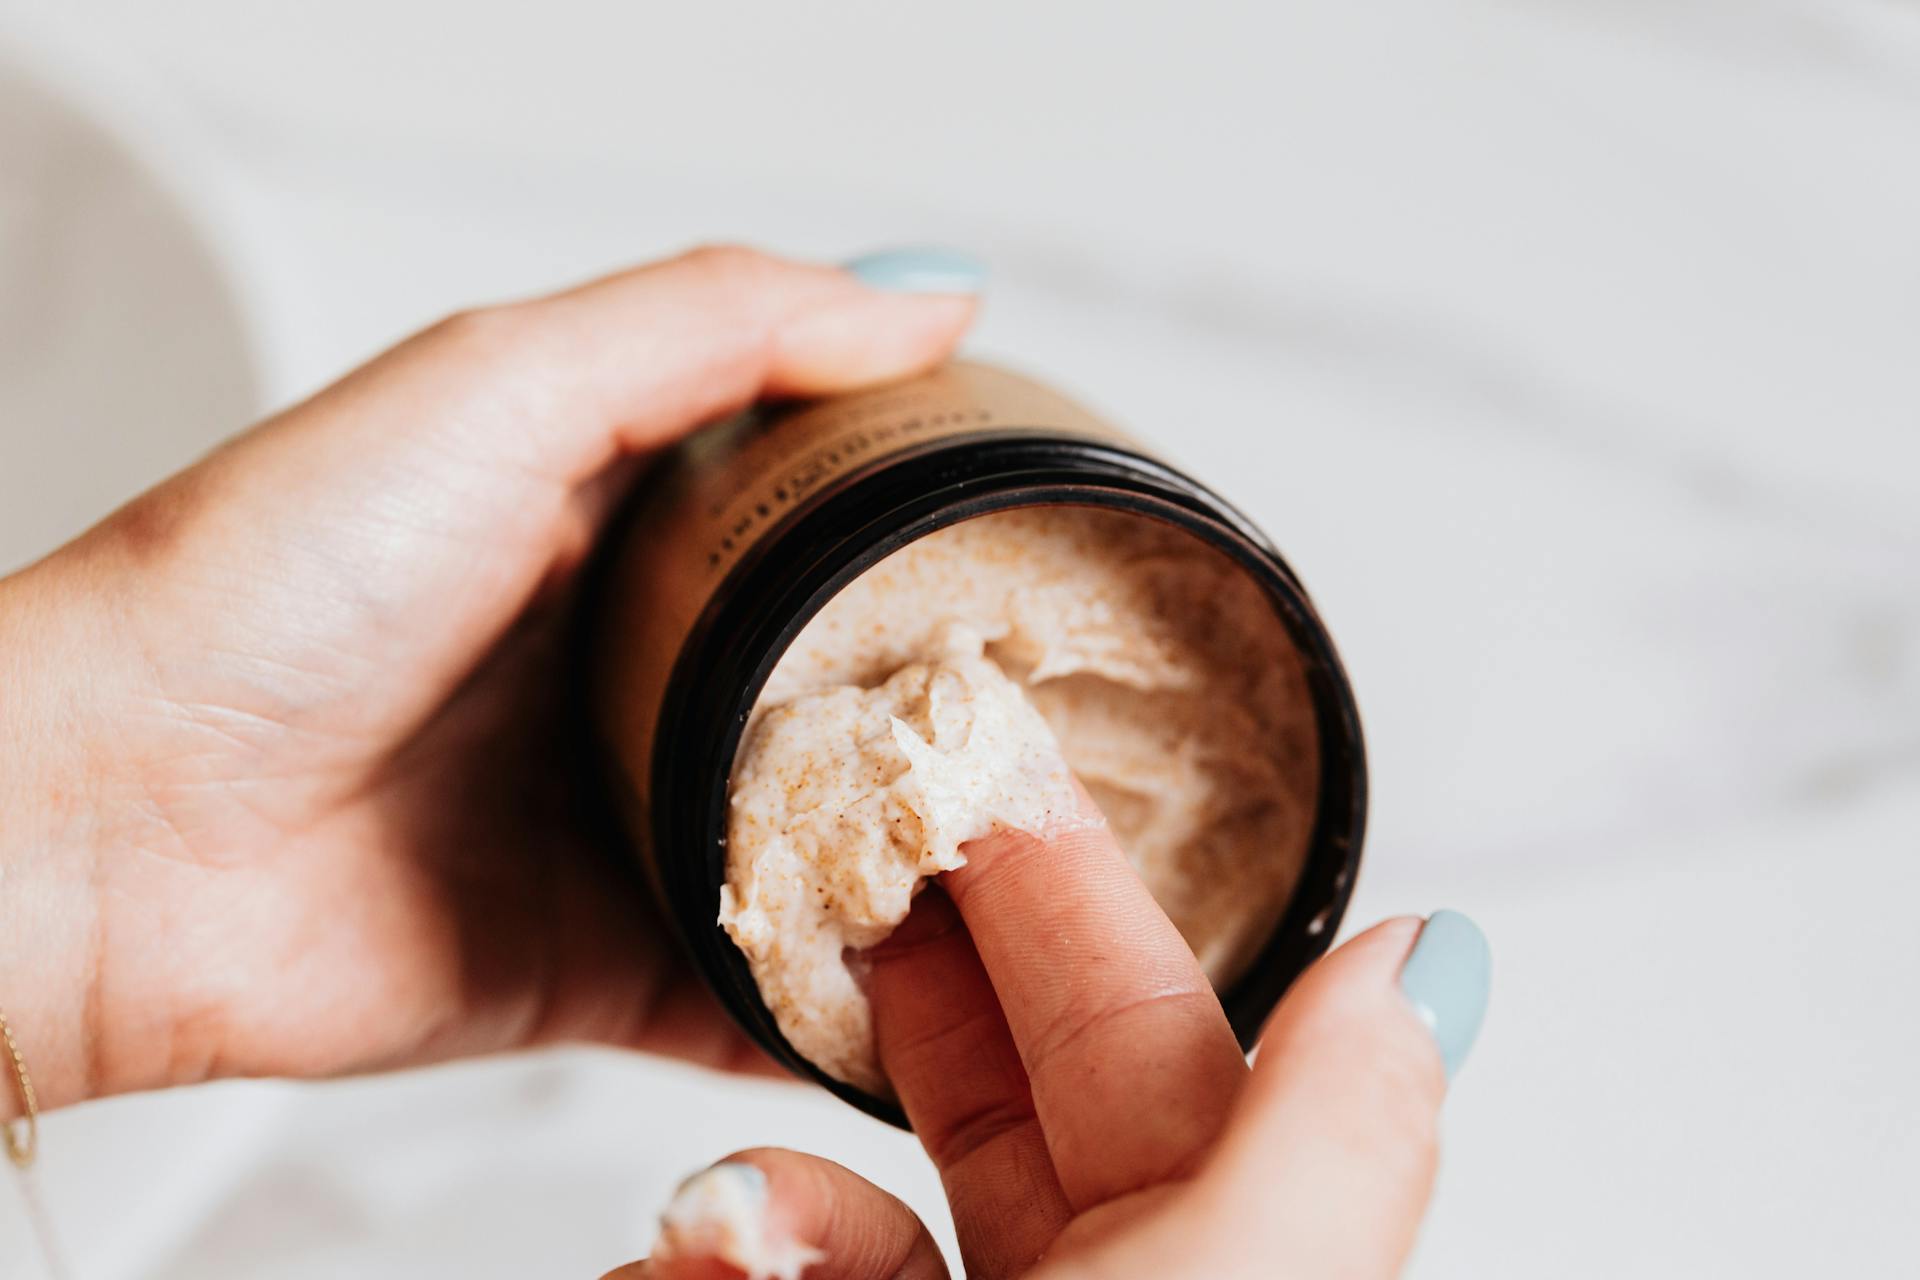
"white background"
2,1,1917,1275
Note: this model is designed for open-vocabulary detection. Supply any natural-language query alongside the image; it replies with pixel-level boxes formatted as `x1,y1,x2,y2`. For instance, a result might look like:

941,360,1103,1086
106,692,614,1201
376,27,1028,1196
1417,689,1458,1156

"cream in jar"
721,505,1319,1094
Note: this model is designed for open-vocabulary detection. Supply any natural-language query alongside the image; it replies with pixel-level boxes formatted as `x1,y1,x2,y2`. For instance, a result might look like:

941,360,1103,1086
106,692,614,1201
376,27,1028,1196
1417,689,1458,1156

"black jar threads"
585,361,1366,1127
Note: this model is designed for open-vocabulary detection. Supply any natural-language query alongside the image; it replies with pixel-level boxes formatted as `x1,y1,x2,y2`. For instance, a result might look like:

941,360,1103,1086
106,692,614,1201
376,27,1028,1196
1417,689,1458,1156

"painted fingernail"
1398,909,1492,1080
844,246,986,294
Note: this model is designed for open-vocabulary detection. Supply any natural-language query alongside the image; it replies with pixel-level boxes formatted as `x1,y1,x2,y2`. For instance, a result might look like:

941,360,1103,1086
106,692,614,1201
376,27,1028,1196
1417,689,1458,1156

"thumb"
233,243,983,490
71,245,979,753
1193,911,1492,1279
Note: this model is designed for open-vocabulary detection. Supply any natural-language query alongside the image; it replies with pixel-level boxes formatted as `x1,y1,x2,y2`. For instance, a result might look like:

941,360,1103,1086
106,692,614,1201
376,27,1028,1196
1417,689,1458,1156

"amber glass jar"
583,362,1365,1127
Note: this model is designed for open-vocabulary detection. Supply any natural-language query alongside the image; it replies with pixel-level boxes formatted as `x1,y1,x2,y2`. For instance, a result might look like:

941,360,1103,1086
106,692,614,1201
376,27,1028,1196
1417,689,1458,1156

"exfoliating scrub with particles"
722,506,1319,1094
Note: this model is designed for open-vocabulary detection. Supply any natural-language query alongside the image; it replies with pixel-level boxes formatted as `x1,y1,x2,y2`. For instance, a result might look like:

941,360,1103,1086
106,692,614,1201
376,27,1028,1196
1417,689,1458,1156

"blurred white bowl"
0,20,264,574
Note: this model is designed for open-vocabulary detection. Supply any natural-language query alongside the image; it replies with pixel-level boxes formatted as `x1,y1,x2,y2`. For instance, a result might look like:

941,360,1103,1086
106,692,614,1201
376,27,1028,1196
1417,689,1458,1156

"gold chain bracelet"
0,1004,38,1169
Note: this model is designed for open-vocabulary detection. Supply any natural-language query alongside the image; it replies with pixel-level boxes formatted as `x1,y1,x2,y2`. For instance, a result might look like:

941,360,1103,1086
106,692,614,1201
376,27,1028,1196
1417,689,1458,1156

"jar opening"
643,434,1364,1127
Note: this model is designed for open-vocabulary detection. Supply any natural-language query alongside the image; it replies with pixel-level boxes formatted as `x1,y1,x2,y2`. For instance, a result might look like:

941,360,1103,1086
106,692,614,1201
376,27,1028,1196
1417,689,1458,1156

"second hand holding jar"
586,362,1366,1126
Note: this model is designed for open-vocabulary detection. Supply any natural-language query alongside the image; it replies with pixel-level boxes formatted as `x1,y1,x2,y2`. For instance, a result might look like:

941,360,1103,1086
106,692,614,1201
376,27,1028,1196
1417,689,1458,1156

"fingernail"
656,1162,768,1257
656,1160,823,1277
1398,909,1491,1080
844,246,986,294
672,1160,767,1205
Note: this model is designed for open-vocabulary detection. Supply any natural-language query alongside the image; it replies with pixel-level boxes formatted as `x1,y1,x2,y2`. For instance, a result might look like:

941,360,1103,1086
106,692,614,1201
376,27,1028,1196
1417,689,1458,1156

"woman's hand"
611,822,1490,1280
0,246,978,1113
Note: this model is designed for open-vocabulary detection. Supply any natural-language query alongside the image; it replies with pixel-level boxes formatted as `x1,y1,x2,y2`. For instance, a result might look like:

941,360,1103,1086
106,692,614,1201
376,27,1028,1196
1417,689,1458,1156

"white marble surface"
1,2,1916,1276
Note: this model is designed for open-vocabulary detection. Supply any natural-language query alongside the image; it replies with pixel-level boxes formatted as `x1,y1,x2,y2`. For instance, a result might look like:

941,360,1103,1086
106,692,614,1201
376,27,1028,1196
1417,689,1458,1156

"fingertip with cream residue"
653,1162,825,1280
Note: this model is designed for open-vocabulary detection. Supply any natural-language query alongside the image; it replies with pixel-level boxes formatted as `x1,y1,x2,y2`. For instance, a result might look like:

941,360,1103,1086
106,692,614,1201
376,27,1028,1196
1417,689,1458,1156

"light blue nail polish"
844,246,987,294
1399,910,1491,1080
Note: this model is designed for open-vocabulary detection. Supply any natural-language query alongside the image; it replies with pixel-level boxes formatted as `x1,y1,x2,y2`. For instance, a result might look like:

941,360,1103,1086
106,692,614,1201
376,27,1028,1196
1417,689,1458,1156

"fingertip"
1244,913,1453,1126
648,1148,948,1280
940,784,1112,906
769,291,978,396
650,1158,822,1280
598,1261,656,1279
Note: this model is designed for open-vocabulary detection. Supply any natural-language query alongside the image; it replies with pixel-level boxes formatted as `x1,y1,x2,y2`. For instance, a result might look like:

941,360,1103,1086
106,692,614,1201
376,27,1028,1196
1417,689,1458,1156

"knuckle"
98,479,198,566
1027,986,1217,1081
426,303,525,353
672,242,775,286
923,1093,1040,1172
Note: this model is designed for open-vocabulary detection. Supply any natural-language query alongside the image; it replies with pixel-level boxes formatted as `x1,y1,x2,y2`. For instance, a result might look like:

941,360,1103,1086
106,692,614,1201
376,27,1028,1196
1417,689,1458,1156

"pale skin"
0,247,1449,1278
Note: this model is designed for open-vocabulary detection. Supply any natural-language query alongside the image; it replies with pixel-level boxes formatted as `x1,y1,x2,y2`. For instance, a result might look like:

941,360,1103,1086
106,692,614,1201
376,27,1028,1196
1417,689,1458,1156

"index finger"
940,811,1249,1211
867,888,1072,1279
